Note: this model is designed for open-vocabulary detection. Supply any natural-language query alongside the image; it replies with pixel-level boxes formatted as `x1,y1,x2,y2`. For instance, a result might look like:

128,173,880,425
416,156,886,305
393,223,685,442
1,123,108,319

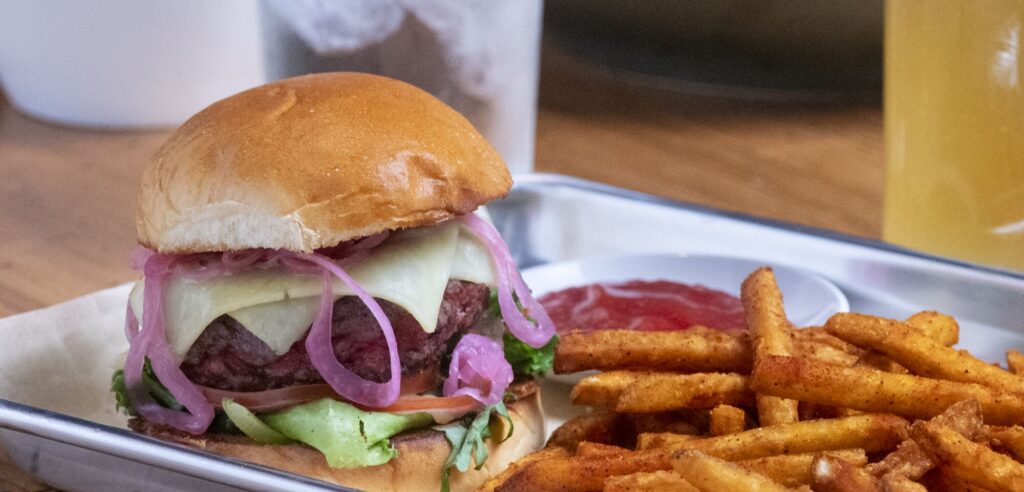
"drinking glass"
884,0,1024,271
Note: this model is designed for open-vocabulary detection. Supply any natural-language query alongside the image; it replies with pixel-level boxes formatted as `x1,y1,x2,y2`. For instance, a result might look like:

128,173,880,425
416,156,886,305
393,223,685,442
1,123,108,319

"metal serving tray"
3,173,1023,491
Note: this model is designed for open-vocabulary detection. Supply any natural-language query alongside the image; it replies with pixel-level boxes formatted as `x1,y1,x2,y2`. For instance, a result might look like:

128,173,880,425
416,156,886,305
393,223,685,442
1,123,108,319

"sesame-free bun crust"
130,382,544,492
137,72,511,253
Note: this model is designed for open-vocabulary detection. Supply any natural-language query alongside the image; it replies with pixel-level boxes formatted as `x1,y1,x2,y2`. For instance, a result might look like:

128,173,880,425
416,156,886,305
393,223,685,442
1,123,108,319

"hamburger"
110,73,557,491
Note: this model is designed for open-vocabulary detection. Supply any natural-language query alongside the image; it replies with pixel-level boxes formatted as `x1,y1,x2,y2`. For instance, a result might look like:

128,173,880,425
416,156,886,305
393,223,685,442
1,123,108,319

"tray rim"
3,171,1023,489
514,173,1024,282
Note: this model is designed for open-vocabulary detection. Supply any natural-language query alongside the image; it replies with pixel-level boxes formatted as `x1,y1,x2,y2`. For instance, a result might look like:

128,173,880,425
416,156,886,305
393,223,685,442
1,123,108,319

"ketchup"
538,280,746,334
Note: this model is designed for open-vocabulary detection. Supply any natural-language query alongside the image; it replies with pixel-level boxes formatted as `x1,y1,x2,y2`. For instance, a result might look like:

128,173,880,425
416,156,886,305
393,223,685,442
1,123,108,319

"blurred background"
0,0,885,318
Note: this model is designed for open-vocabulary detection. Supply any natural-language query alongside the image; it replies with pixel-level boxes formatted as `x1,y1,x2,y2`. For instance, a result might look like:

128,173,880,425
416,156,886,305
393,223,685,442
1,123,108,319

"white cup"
0,0,267,128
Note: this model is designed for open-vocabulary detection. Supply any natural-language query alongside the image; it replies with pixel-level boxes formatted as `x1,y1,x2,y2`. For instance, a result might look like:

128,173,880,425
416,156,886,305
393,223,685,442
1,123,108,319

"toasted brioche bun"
137,72,511,254
131,381,544,492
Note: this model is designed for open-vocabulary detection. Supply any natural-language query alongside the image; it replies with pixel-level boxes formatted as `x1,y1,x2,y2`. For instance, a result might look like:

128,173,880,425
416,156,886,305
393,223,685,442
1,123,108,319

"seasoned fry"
826,313,1024,394
794,327,863,355
737,449,866,487
911,420,1024,492
918,468,995,492
636,432,698,450
742,267,799,426
615,373,752,413
795,338,860,367
751,355,1024,425
672,449,789,492
867,399,983,479
811,455,881,492
1008,349,1024,376
661,414,908,460
855,350,909,374
577,441,632,458
554,328,751,374
879,474,927,492
494,452,671,492
627,413,702,436
985,425,1024,461
478,446,571,492
905,310,959,346
570,371,641,408
547,412,627,451
603,471,698,492
709,404,747,436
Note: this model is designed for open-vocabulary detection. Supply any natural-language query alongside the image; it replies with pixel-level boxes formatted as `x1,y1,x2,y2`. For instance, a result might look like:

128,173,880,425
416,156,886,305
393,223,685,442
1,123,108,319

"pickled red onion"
124,253,214,434
443,334,512,405
460,214,555,348
296,254,401,408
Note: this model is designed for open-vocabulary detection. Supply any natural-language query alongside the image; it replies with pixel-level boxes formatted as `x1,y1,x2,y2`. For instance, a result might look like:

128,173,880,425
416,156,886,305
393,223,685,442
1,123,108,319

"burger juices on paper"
112,73,556,492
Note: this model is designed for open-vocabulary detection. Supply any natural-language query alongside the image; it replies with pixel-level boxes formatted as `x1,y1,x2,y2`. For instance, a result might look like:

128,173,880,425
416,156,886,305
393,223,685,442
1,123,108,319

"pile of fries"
483,268,1024,491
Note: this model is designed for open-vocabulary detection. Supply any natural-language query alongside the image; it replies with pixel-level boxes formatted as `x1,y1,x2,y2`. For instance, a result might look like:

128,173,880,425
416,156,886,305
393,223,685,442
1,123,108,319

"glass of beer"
884,0,1024,272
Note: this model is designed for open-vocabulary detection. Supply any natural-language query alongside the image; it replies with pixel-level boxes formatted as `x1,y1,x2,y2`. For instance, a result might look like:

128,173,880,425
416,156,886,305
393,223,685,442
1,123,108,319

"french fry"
905,310,959,346
603,471,698,492
855,350,909,374
479,446,571,492
554,328,751,374
627,412,702,436
795,338,860,367
911,420,1024,492
577,441,632,458
867,399,983,479
918,468,995,492
826,313,1024,394
672,449,790,492
547,412,629,451
811,455,880,492
570,371,641,408
794,327,864,355
985,425,1024,461
878,474,927,492
615,373,753,413
494,452,671,492
737,449,867,487
709,404,747,436
659,414,908,460
742,267,799,426
1008,349,1024,376
751,355,1024,425
636,432,698,450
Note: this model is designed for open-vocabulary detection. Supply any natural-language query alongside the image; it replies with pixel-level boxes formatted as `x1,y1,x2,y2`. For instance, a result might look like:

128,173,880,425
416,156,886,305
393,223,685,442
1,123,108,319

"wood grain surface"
0,49,883,490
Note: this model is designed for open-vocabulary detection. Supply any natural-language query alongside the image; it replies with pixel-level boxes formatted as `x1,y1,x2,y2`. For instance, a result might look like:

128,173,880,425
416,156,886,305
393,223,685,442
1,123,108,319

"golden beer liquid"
884,0,1024,271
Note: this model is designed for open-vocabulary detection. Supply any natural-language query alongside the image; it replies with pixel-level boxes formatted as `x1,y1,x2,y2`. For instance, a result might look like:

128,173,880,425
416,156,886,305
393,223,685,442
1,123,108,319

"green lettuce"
503,332,558,377
436,401,514,492
247,399,433,468
488,288,559,376
221,399,293,445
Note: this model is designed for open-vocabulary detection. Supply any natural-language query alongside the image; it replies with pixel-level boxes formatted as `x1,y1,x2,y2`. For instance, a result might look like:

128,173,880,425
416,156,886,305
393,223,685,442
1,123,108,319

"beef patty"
181,280,490,391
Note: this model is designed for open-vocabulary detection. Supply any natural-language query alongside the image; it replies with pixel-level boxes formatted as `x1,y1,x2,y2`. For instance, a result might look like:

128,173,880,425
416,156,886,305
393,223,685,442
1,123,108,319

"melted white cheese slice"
129,222,497,360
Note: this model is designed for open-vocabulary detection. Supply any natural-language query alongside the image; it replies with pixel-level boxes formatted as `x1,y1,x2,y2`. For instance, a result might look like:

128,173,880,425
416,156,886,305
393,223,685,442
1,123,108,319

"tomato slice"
377,394,479,413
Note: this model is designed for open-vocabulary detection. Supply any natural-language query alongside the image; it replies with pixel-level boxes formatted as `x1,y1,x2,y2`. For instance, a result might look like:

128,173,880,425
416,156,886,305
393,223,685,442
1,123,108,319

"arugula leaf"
503,332,558,376
110,359,183,415
436,401,514,492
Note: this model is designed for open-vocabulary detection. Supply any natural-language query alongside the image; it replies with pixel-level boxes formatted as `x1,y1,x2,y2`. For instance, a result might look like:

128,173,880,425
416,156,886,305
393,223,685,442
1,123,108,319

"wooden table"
0,50,883,490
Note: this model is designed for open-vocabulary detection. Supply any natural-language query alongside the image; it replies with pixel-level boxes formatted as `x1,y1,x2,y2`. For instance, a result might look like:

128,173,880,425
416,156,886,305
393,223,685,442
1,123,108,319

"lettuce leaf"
487,289,558,377
260,399,433,468
436,401,513,492
503,332,558,376
221,399,293,445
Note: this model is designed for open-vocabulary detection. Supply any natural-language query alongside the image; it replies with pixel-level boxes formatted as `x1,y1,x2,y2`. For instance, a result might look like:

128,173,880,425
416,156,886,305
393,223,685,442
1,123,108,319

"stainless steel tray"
3,173,1023,491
